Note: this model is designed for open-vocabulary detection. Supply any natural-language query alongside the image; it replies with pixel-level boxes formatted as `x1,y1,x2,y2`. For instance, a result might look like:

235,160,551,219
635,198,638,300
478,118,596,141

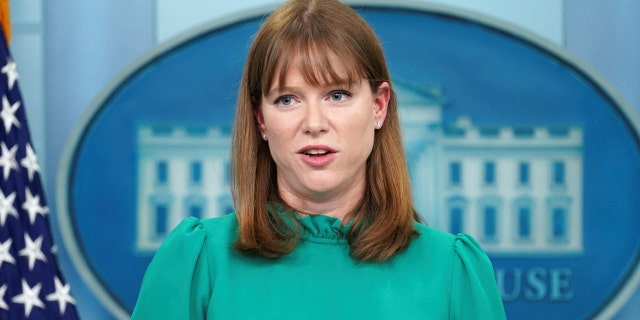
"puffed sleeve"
450,234,506,319
131,217,212,319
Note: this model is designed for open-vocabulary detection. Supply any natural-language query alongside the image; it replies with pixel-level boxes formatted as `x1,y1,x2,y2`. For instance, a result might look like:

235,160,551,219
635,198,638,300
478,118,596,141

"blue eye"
275,95,293,106
330,91,350,101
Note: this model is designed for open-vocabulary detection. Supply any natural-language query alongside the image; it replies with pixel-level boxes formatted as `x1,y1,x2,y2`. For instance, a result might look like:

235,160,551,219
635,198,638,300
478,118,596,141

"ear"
254,106,268,140
373,82,390,128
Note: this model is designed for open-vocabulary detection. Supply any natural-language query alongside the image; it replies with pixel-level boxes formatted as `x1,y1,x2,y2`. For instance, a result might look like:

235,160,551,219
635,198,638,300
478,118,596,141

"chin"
301,181,340,196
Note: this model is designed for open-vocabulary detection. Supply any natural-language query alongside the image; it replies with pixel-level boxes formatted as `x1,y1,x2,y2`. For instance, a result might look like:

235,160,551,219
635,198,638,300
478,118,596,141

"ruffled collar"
297,214,351,244
268,202,351,244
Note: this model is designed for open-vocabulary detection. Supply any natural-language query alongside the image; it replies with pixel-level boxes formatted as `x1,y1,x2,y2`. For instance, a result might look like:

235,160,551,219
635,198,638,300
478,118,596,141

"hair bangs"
262,37,365,95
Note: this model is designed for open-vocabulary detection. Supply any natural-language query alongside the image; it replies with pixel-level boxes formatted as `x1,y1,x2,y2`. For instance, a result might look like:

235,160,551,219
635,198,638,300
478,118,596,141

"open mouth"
298,146,336,160
303,149,331,157
298,146,336,166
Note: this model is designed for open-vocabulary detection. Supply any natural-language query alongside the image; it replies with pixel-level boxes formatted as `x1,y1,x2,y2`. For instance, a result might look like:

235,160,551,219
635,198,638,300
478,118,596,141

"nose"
302,100,328,136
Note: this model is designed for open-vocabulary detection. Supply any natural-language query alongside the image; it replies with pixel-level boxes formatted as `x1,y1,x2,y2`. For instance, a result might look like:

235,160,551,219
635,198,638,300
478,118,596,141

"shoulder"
157,213,238,255
178,213,237,233
136,214,238,292
410,222,456,255
198,213,238,238
412,224,506,318
413,222,456,245
132,214,238,318
411,223,491,263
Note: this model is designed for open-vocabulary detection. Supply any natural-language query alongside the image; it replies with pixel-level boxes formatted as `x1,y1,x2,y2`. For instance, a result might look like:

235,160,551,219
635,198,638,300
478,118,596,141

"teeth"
305,149,329,155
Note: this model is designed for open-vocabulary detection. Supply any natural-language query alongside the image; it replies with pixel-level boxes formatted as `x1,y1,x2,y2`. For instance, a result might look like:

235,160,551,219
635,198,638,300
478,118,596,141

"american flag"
0,26,80,319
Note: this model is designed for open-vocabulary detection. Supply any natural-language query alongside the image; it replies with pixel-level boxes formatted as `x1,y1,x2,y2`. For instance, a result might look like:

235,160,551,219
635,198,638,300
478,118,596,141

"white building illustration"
135,83,584,255
135,125,232,252
398,83,583,255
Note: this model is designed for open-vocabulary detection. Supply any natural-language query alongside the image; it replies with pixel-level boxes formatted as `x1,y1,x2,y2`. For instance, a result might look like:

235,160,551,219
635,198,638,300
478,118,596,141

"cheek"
343,116,375,152
347,119,373,136
262,111,287,136
344,108,375,132
264,121,293,140
262,115,295,156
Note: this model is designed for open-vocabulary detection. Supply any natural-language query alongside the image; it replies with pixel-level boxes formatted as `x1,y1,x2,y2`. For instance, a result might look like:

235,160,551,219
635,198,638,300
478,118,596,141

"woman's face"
256,59,389,209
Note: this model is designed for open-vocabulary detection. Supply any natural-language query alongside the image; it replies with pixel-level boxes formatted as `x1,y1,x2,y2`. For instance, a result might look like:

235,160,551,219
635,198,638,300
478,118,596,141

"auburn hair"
231,0,420,262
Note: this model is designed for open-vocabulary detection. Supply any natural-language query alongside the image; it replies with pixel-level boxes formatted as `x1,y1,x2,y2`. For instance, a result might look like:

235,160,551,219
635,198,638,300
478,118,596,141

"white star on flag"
0,141,17,180
0,190,17,226
20,143,40,181
0,284,8,311
11,280,45,317
18,234,47,271
0,59,18,90
22,187,47,225
46,277,77,314
0,238,15,269
1,94,20,133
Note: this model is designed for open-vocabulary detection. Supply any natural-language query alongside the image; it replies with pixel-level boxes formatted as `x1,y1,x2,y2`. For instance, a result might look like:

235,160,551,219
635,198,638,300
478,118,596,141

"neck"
277,183,365,222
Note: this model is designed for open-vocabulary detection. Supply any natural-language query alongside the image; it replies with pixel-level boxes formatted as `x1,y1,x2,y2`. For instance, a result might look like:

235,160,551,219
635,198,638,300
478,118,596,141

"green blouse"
131,208,506,319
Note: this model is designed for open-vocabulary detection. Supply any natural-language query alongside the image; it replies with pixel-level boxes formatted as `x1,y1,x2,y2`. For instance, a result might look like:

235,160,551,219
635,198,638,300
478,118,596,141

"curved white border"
55,1,640,319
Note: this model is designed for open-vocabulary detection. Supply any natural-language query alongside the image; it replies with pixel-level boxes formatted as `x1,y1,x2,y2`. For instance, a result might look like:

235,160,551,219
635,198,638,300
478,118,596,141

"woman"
132,0,506,319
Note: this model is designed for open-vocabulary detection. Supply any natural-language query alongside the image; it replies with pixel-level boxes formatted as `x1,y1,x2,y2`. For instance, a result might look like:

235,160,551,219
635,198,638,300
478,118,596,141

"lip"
297,145,337,167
